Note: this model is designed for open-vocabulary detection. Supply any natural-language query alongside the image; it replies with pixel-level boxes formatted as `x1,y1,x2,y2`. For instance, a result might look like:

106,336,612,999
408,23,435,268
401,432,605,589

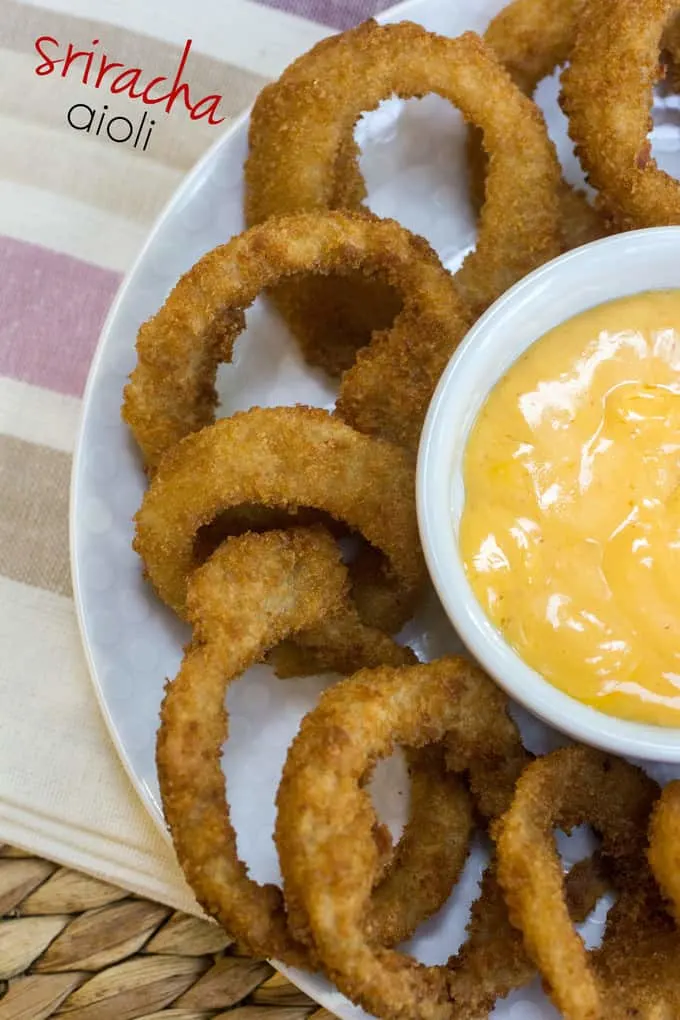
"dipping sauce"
460,290,680,727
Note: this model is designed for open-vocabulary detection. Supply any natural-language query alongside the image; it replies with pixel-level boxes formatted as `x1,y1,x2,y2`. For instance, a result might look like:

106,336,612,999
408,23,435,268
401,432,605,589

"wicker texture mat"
0,846,325,1020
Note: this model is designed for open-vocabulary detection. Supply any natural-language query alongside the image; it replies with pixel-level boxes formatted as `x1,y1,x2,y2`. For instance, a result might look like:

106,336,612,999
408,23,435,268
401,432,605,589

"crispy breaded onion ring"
495,745,659,1020
435,670,606,1015
240,22,401,378
158,528,345,964
122,210,467,466
157,529,472,963
483,0,588,93
134,406,425,632
366,744,473,949
276,657,534,1020
247,20,561,341
648,779,680,923
562,0,680,229
466,0,608,252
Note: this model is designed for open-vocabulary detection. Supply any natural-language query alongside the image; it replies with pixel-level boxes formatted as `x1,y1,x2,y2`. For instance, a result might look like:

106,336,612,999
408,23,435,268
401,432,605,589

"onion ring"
466,0,608,252
276,656,537,1020
277,653,607,1016
133,405,425,633
122,210,467,462
447,855,608,1017
241,22,399,379
365,744,473,949
441,667,530,823
157,527,346,964
483,0,588,93
470,3,680,246
246,19,561,372
437,674,606,1014
495,745,659,1020
648,779,680,924
562,0,680,229
157,530,472,963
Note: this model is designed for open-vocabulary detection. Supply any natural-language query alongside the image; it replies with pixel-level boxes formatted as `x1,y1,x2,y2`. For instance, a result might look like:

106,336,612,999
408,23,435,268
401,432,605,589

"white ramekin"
417,227,680,763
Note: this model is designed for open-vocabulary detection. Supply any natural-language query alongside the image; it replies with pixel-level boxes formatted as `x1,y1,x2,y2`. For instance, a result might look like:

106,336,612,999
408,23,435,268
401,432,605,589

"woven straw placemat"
0,845,326,1020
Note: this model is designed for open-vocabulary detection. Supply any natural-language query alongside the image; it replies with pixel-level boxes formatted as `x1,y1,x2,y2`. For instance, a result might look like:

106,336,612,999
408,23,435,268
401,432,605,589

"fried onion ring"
276,656,535,1020
648,779,680,924
157,528,345,963
562,0,680,229
244,28,401,378
590,877,680,1019
158,530,472,963
447,855,608,1018
436,672,606,1014
246,20,561,373
495,745,659,1020
122,210,467,462
466,0,608,251
365,744,473,949
133,406,425,633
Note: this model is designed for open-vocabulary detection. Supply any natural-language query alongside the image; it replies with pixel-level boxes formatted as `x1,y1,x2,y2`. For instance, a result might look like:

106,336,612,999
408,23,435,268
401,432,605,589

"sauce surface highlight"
460,290,680,727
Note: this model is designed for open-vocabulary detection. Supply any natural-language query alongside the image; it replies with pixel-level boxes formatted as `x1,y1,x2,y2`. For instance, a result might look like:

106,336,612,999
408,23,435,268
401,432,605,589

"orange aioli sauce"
460,290,680,727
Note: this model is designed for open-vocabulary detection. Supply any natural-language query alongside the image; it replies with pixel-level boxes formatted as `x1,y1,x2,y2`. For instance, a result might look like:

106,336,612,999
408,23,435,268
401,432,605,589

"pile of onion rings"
157,532,468,963
275,661,679,1020
246,19,561,376
561,0,680,230
119,7,680,1019
122,209,468,456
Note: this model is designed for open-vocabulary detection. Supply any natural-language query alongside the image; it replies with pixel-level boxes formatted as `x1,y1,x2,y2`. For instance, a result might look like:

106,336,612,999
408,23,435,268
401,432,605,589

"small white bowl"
417,227,680,763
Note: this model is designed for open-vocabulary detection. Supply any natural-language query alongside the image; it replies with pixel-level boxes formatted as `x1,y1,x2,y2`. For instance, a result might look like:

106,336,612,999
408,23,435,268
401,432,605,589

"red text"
34,35,225,126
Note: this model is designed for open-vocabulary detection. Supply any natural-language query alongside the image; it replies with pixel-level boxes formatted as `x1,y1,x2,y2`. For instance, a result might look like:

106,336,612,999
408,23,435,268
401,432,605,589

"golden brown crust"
276,657,529,1020
249,31,401,377
158,534,471,963
122,210,468,462
247,20,561,372
133,405,424,630
495,746,659,1020
562,0,680,229
365,745,473,949
485,0,586,92
590,878,680,1019
475,0,680,243
266,606,417,678
466,0,610,252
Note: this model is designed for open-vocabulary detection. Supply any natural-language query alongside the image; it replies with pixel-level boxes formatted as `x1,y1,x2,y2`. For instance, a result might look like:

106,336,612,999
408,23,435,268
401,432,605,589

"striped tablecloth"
0,0,391,911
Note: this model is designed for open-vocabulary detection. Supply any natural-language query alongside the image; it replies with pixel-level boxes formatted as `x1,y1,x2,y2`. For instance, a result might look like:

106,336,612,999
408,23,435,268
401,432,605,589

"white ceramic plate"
70,1,680,1016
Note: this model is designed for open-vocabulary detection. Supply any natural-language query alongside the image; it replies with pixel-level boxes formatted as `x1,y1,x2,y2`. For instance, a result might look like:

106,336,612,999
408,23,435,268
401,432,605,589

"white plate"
70,1,680,1017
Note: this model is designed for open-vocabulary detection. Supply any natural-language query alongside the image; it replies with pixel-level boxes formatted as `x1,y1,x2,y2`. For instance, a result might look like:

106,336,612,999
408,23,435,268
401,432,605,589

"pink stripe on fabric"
0,237,121,398
254,0,393,30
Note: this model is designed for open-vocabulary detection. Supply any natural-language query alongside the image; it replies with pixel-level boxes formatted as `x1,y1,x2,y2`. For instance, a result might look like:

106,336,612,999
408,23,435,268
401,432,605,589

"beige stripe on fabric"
0,436,71,598
0,114,183,226
0,178,148,271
